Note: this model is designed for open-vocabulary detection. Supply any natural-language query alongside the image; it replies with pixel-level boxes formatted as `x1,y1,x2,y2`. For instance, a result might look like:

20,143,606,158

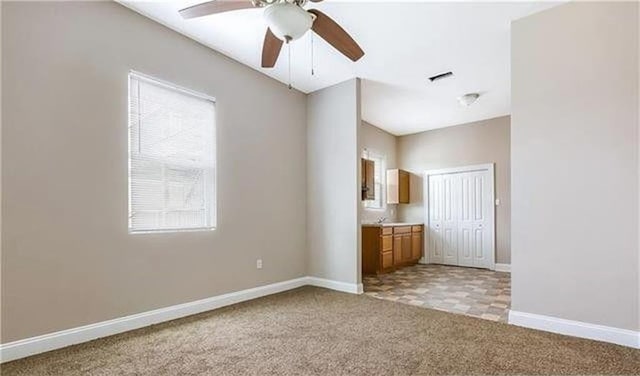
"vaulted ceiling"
120,1,561,135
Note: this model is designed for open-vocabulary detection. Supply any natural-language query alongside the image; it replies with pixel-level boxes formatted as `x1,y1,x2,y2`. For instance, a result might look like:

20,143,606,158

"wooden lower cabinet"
362,224,423,275
381,234,393,270
392,235,403,267
411,226,422,261
381,251,394,270
411,233,421,260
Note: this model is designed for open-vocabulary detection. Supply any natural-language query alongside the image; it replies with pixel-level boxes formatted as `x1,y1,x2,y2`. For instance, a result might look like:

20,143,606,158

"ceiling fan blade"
179,0,255,19
262,28,284,68
308,9,364,62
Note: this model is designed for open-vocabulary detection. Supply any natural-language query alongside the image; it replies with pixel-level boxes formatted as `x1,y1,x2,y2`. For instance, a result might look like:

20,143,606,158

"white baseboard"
0,276,362,363
419,259,508,273
494,263,511,272
306,276,363,294
509,310,639,349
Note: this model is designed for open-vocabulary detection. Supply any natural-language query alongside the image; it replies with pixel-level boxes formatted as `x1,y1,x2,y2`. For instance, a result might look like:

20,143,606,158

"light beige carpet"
2,286,639,375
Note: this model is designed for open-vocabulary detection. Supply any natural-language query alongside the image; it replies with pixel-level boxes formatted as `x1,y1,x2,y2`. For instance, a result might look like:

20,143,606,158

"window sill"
129,227,216,235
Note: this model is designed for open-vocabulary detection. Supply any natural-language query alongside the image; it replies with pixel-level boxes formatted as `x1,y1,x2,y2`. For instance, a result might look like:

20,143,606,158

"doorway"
423,164,495,270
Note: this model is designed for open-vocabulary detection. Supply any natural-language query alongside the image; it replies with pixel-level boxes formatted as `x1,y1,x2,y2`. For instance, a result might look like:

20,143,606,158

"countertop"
361,222,423,227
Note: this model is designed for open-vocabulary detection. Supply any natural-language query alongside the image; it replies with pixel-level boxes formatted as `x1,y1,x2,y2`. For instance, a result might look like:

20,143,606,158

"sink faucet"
376,217,387,224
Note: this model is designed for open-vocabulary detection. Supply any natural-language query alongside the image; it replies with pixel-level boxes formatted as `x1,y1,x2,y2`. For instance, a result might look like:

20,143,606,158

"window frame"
127,71,217,234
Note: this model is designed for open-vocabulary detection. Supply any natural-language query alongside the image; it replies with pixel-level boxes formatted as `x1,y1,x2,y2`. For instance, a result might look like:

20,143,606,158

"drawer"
381,251,393,269
381,227,393,235
412,225,422,233
394,226,411,234
380,235,393,251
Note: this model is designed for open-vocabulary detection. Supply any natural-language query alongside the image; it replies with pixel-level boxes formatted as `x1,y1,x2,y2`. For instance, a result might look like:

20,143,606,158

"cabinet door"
381,251,393,269
381,235,393,252
362,159,375,200
399,170,410,203
411,232,422,261
393,235,402,265
401,234,412,261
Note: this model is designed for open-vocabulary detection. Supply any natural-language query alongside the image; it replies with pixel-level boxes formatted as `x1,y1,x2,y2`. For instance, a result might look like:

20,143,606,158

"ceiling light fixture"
180,0,365,90
458,93,480,107
263,2,315,42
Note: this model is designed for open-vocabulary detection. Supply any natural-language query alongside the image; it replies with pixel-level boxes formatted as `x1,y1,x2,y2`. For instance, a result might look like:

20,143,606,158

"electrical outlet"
495,199,501,206
256,259,263,269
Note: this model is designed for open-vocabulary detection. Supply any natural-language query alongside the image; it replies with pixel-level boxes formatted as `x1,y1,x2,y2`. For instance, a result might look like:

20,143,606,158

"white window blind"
128,72,216,233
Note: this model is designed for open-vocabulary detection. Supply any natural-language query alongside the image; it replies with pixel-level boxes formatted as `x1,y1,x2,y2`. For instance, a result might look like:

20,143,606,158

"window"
128,72,216,233
362,149,385,210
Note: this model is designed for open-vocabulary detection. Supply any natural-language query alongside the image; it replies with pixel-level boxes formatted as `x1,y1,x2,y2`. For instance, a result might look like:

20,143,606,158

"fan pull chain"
310,32,315,76
287,39,292,90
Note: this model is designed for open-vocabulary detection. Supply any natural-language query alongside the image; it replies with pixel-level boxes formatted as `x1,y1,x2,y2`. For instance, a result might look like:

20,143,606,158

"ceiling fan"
179,0,365,68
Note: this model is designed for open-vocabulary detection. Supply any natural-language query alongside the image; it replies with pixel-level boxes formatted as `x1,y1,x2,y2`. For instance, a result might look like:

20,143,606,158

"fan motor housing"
254,0,309,7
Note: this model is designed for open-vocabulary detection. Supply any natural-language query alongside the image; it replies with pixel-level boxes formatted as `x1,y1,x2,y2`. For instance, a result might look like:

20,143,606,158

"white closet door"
428,175,444,264
457,172,475,267
441,174,458,265
457,171,492,268
474,171,493,268
425,165,495,269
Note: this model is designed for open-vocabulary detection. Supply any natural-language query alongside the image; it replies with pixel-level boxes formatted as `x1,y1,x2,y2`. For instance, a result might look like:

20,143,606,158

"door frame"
421,163,496,270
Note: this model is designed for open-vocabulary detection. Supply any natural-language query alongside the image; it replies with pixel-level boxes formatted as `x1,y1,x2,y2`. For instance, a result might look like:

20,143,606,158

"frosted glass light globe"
458,93,480,106
263,2,313,41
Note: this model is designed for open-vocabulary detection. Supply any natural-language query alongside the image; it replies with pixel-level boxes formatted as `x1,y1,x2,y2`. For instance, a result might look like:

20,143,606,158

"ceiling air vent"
428,71,454,82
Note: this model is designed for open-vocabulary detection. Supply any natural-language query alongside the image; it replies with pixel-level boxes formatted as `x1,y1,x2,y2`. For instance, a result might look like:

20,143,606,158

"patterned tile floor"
363,264,511,322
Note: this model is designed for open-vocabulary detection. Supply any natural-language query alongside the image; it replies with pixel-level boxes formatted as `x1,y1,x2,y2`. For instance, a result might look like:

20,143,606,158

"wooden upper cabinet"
361,158,375,200
387,169,410,204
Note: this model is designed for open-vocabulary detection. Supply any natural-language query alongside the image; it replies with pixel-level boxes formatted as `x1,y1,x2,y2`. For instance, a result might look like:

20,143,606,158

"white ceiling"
119,0,561,135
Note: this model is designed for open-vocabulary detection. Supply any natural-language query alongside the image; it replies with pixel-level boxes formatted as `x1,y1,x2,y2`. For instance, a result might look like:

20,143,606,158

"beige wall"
307,79,361,285
0,0,3,344
360,121,398,223
397,116,511,264
1,2,307,342
511,1,639,330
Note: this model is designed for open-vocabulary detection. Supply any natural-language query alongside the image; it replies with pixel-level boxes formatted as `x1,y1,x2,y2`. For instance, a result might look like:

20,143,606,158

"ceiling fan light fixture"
263,2,314,41
180,0,363,69
458,93,480,107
